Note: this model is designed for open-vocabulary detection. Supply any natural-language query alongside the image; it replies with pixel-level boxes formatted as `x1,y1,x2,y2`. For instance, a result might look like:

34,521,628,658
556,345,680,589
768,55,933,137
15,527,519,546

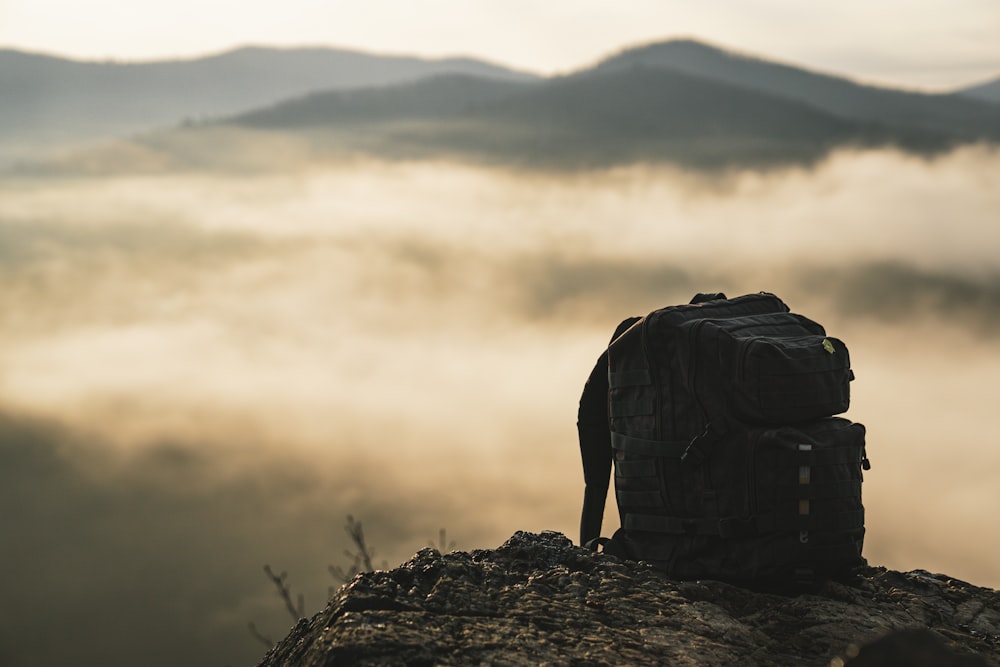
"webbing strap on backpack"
579,316,640,547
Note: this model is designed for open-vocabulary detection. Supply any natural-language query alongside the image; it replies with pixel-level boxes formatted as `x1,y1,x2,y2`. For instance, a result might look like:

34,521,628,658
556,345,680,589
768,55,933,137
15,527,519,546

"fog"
2,145,1000,666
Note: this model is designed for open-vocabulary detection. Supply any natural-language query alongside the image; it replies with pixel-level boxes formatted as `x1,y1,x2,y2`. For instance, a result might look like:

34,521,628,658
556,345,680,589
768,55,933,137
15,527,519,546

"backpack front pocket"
732,334,853,423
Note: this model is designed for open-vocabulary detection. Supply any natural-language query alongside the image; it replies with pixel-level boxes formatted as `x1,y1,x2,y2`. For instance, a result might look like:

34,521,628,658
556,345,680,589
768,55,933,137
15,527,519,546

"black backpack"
578,292,870,585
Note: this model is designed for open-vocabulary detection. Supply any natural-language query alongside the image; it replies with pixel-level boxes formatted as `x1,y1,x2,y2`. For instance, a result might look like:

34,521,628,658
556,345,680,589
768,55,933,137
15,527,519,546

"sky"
2,0,1000,90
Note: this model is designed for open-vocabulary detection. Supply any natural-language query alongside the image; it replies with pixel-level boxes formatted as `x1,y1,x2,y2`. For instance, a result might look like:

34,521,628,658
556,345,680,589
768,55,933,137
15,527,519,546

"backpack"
577,292,870,585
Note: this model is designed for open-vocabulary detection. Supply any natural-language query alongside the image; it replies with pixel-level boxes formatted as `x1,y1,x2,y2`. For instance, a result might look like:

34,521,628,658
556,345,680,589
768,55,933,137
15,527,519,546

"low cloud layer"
0,411,526,667
2,146,1000,665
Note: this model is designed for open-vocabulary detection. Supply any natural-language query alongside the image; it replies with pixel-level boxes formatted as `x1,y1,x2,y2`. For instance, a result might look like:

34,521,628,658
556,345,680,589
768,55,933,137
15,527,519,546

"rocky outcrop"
257,531,1000,666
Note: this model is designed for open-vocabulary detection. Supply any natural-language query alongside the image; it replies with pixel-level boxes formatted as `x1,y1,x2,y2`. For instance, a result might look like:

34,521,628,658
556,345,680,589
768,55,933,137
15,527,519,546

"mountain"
461,65,950,164
0,46,538,150
9,38,997,172
592,39,1000,141
233,73,538,127
961,76,1000,105
257,531,999,666
225,64,955,169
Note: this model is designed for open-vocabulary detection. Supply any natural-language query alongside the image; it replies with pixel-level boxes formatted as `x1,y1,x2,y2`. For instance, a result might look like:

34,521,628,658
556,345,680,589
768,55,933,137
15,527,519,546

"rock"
842,628,990,666
257,531,1000,666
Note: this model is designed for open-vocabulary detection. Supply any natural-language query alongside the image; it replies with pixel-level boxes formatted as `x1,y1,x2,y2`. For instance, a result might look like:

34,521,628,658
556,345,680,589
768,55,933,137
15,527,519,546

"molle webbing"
772,480,862,500
614,459,657,478
610,432,687,458
623,509,865,537
609,369,652,388
610,398,655,418
756,445,869,473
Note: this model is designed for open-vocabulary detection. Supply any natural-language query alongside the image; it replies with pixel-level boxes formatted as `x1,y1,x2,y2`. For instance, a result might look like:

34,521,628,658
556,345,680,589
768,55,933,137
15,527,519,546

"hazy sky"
2,0,999,90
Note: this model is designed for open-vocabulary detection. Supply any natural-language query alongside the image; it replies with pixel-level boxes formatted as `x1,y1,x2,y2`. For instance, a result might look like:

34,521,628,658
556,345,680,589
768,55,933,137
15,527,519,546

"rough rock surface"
257,531,1000,666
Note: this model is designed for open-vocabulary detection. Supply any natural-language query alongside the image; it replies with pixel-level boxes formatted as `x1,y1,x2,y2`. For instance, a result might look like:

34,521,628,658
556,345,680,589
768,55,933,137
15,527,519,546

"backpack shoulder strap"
579,316,641,547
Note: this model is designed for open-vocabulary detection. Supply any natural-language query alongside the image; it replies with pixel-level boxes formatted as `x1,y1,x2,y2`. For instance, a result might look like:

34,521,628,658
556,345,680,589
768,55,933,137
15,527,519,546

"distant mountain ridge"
235,74,538,127
593,40,1000,140
5,38,998,171
223,43,986,169
961,76,1000,105
0,45,538,150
